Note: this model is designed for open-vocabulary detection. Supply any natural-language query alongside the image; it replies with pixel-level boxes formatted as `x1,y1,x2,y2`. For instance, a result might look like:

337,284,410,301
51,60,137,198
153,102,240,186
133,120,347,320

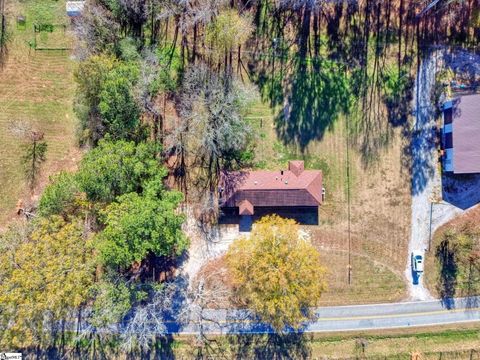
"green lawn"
0,0,77,227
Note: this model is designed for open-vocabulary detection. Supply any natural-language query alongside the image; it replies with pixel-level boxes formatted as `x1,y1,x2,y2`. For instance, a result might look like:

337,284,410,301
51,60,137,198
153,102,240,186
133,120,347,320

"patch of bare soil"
193,256,235,309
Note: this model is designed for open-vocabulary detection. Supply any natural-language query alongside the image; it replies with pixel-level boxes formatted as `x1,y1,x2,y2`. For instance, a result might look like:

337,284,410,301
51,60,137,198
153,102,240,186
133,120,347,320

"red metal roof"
221,161,323,210
452,94,480,174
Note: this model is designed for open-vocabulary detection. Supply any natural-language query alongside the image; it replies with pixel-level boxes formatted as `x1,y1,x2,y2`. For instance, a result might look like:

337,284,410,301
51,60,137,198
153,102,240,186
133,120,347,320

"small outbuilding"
442,94,480,174
220,161,323,231
66,1,85,17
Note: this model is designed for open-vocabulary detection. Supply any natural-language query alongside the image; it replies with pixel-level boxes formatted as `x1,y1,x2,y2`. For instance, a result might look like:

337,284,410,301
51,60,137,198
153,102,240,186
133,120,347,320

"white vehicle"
411,251,424,273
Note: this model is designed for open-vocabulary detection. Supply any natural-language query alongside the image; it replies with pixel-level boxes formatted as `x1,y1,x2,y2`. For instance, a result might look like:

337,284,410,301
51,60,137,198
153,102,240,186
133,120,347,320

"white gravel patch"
181,213,241,284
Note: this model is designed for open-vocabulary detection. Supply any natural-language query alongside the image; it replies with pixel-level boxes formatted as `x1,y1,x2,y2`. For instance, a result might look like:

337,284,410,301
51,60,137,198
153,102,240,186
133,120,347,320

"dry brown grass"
0,0,78,229
316,249,405,305
305,331,480,359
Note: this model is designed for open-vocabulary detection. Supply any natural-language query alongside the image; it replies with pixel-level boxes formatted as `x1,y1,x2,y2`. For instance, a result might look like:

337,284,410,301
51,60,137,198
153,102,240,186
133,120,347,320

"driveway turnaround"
167,297,480,334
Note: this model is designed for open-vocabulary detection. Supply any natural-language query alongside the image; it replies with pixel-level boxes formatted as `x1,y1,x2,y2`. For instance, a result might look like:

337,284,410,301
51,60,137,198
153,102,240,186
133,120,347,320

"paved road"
164,297,480,334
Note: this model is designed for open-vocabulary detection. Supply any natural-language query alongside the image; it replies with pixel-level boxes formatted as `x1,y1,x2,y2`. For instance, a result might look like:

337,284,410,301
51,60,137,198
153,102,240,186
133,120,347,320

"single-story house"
220,161,324,231
442,94,480,174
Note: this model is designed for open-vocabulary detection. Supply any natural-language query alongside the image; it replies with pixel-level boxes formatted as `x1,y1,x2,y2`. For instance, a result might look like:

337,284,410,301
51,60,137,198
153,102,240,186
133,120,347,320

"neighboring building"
66,1,85,17
220,161,323,230
442,94,480,174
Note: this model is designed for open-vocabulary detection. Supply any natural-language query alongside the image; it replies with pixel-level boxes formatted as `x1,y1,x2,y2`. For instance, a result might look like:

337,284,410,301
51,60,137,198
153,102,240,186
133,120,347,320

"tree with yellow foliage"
0,216,95,349
205,9,253,66
226,215,326,332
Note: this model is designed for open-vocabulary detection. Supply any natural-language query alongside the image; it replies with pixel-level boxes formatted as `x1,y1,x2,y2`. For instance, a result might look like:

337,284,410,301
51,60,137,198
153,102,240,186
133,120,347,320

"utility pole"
346,116,352,285
0,0,6,69
0,0,4,38
428,202,433,251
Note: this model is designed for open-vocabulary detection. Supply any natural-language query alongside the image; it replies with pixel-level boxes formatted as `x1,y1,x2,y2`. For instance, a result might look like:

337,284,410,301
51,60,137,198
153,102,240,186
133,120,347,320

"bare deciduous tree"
116,270,229,353
9,121,48,191
119,278,187,352
74,1,120,59
168,64,257,198
136,50,163,141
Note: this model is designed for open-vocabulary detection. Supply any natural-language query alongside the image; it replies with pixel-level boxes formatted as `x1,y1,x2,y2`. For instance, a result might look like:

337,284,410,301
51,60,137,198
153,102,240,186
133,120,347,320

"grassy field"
170,325,480,359
318,250,405,305
243,98,411,303
0,0,78,228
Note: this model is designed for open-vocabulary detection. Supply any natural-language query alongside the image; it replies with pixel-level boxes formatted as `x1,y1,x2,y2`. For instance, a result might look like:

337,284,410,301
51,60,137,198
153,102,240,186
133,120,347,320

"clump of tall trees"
1,0,261,352
168,64,257,194
0,140,188,352
73,0,479,163
227,215,326,332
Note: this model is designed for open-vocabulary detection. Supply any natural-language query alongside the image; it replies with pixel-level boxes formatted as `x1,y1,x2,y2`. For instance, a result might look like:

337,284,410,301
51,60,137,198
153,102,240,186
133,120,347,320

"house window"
444,108,453,125
444,132,453,149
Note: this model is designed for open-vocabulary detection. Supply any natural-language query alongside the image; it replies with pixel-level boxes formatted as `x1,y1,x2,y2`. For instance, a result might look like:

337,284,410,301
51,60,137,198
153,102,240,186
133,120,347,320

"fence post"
428,201,433,251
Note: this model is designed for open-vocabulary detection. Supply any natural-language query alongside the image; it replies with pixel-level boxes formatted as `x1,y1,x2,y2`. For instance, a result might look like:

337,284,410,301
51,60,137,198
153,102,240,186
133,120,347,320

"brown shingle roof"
452,94,480,174
221,161,323,209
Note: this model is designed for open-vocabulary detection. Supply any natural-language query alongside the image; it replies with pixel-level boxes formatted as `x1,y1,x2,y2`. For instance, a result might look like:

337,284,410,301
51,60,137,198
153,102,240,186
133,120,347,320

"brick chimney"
288,160,304,177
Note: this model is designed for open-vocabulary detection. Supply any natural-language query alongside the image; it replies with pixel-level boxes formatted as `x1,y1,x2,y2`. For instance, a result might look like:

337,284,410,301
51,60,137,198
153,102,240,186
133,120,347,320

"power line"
346,113,352,285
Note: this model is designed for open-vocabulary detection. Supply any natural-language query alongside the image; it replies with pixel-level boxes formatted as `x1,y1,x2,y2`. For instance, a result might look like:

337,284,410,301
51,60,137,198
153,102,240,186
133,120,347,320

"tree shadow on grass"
122,335,176,360
226,333,312,359
274,59,351,152
435,237,458,309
